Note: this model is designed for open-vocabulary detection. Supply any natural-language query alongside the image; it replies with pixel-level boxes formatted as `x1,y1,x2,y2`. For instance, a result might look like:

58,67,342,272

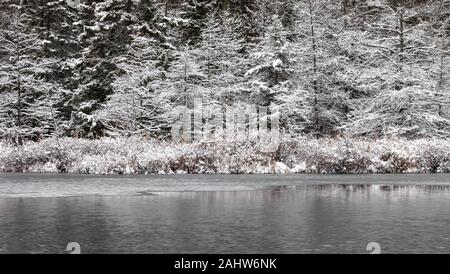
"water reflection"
0,183,449,254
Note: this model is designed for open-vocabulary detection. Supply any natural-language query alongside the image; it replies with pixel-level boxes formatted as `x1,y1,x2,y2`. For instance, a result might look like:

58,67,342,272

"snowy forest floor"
1,137,450,175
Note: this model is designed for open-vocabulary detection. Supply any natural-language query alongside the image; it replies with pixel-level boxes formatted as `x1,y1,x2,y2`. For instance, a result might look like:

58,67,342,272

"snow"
274,162,290,173
292,162,307,173
1,137,450,175
0,0,449,172
272,58,283,69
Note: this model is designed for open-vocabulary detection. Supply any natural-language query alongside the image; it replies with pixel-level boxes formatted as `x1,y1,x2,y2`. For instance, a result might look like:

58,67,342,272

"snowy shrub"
1,137,450,175
414,139,450,173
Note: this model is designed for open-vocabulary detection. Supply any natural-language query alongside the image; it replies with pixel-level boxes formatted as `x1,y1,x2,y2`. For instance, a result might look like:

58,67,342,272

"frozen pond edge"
1,173,450,198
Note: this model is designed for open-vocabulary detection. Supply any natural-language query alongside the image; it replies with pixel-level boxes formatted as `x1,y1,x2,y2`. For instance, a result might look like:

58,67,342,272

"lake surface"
0,173,449,254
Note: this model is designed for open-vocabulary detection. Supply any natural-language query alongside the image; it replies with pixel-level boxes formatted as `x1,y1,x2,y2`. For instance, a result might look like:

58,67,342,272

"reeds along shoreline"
1,137,449,175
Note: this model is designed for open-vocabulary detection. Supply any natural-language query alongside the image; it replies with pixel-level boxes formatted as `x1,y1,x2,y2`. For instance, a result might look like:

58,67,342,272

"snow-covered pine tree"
308,0,360,136
176,10,250,141
428,0,450,130
245,14,294,107
165,43,206,107
161,38,212,142
178,0,209,46
291,0,350,138
0,5,64,143
97,0,173,137
68,0,137,138
346,1,450,138
278,0,296,31
196,11,247,105
23,0,79,132
230,0,260,51
244,10,309,135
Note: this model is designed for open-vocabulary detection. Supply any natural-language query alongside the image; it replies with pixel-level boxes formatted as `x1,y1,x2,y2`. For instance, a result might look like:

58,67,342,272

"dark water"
0,174,450,254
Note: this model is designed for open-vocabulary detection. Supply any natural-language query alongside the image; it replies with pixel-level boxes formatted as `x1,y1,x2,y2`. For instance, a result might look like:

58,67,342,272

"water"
0,173,449,254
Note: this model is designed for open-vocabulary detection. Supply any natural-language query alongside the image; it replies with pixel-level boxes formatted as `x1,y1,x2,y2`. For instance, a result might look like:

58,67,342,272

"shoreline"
2,171,450,177
1,173,450,199
1,137,450,175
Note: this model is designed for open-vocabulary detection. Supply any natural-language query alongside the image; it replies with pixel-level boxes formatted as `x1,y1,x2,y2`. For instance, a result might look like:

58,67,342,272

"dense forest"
0,0,449,143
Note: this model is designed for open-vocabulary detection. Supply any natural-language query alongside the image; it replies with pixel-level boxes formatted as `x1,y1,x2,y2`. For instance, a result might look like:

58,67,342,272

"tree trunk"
309,0,320,139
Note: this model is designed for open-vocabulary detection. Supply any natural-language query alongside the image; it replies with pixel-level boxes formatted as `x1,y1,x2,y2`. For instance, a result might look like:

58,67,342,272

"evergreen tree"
97,0,173,137
0,5,64,143
68,0,137,137
245,15,294,106
346,1,450,138
197,11,247,105
178,0,209,45
0,0,448,140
